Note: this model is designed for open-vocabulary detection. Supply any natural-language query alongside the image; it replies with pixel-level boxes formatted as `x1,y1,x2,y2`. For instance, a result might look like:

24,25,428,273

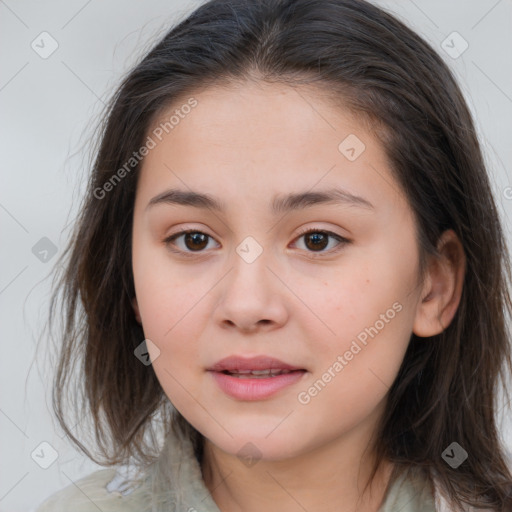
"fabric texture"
36,426,442,512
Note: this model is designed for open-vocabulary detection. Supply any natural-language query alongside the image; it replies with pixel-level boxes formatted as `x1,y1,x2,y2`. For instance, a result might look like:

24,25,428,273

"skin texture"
131,81,466,512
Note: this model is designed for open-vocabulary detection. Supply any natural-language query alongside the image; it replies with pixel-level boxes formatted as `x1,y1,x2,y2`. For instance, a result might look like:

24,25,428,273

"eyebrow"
145,187,374,214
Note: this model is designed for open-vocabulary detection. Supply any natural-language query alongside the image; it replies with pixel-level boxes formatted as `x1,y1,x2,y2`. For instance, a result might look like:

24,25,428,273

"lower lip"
209,370,306,401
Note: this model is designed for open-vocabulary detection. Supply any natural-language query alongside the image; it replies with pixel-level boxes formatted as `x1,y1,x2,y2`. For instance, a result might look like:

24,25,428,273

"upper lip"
208,355,305,372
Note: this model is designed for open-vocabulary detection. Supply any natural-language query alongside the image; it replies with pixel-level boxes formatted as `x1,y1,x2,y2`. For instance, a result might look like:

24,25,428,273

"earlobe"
412,229,466,337
132,296,142,324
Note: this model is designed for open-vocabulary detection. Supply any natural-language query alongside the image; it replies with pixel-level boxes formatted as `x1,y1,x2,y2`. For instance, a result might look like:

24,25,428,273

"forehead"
148,80,360,155
135,81,404,216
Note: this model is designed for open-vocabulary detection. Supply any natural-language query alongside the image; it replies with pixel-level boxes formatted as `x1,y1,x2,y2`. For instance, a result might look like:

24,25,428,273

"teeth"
226,369,294,378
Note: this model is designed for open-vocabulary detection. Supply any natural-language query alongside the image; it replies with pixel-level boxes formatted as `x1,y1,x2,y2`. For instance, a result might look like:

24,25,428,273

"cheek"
136,280,204,364
298,287,411,432
132,249,205,391
139,287,206,411
305,239,418,375
305,259,406,340
132,240,200,329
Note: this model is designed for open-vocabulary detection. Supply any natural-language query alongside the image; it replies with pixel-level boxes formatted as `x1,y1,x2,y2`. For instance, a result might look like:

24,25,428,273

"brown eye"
293,229,350,255
303,232,329,251
164,230,218,254
183,232,209,251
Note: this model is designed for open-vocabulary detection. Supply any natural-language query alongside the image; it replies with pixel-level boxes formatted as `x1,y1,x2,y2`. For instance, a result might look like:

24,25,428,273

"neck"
201,427,394,512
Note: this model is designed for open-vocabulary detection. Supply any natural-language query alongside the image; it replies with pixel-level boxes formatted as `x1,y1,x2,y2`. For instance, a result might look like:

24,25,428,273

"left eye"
292,229,349,254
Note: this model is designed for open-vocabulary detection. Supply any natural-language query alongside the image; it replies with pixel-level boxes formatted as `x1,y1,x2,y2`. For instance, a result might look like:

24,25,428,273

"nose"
212,247,289,333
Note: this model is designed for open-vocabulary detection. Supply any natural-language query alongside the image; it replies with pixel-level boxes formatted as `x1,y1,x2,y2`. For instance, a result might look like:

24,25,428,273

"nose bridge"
229,233,274,293
212,232,289,330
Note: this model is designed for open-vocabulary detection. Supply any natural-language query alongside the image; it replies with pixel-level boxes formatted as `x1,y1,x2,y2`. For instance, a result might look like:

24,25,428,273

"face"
131,81,425,461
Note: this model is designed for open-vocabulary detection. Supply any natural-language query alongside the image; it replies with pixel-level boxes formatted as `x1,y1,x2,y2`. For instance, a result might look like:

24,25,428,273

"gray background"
1,0,511,510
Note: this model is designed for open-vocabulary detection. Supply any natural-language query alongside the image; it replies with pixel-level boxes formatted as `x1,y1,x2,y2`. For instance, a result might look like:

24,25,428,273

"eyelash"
163,227,350,258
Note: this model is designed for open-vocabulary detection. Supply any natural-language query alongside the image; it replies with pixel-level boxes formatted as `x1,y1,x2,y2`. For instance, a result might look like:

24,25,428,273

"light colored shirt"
36,427,442,512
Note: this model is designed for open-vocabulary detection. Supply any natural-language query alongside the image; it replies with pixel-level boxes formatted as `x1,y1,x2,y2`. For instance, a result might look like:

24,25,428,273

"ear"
132,296,142,324
413,229,466,337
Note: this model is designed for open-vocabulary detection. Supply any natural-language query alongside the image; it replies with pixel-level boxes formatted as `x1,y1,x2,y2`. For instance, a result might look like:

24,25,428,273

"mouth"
207,354,305,373
217,368,303,378
207,355,307,400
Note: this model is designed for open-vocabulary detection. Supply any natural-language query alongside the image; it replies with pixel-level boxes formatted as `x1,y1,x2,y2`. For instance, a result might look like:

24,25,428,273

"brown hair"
44,0,512,509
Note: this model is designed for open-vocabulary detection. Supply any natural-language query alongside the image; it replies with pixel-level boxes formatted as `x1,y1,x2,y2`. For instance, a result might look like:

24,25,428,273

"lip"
207,355,307,401
207,355,304,372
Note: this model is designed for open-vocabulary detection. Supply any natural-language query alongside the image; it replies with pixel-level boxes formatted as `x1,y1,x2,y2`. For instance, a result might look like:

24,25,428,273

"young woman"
37,0,512,510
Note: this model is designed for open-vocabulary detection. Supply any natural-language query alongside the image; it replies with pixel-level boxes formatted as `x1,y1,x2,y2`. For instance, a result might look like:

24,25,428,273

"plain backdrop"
1,0,511,510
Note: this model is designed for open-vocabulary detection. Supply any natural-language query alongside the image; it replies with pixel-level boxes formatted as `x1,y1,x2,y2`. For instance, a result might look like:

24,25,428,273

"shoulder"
380,470,437,512
35,468,146,512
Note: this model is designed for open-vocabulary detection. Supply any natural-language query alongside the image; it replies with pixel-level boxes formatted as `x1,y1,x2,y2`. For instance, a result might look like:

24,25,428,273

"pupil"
306,232,327,251
185,232,208,251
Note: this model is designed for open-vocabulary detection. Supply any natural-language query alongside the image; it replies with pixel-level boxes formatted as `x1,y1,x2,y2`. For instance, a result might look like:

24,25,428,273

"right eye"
163,229,220,256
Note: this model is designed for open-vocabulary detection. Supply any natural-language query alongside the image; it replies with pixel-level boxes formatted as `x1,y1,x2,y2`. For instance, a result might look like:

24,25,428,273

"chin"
203,428,304,463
